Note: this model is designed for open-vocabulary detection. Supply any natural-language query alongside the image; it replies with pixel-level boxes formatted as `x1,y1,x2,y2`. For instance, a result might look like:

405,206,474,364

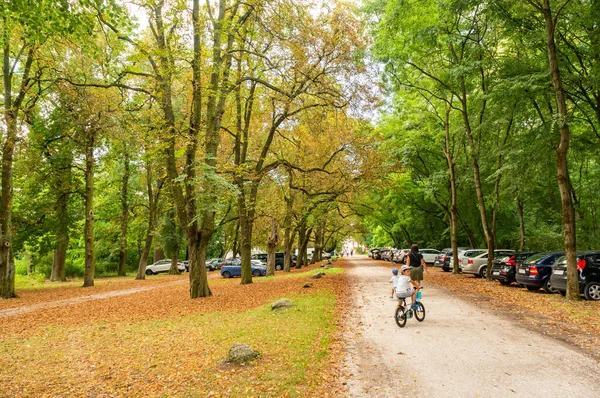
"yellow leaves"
0,261,353,397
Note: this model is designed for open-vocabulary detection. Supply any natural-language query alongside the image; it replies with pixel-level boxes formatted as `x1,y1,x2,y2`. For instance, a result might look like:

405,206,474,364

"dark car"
251,252,296,270
514,252,563,293
370,248,382,260
550,251,600,300
491,251,538,285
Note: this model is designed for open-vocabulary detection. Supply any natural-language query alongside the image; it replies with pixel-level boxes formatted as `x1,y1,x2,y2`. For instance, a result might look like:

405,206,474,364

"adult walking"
407,244,427,287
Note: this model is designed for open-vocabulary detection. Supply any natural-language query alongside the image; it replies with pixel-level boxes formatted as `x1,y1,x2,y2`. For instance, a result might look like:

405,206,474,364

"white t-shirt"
390,275,399,288
395,275,412,294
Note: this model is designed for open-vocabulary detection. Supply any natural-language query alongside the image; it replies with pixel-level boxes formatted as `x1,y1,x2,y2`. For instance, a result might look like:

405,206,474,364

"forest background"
1,0,598,300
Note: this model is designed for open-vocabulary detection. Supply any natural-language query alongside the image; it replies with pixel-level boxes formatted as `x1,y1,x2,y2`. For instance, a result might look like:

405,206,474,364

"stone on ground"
271,298,293,310
312,272,324,279
225,343,260,364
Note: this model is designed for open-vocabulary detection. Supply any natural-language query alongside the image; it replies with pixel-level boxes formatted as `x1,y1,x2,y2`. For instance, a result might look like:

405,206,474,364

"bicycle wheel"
414,302,426,322
394,306,407,328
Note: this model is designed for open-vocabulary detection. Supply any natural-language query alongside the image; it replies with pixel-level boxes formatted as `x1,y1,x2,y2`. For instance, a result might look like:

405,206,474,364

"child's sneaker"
411,303,419,310
389,296,394,299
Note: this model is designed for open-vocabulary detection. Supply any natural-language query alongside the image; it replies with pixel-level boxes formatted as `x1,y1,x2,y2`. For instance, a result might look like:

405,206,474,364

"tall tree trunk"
457,96,494,274
153,248,164,263
266,218,279,276
517,194,525,251
312,220,324,264
232,219,240,259
169,256,179,275
118,149,130,276
82,128,96,287
299,227,312,267
283,196,294,272
443,103,460,275
238,212,254,284
51,193,69,282
296,222,306,268
136,161,162,280
540,0,578,300
189,232,211,298
0,31,34,298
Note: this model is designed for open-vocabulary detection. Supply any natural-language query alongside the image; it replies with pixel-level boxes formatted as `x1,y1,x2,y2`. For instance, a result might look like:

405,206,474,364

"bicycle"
394,292,425,328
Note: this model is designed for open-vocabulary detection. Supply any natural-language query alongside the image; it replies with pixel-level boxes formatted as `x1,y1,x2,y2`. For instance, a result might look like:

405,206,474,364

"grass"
0,290,339,397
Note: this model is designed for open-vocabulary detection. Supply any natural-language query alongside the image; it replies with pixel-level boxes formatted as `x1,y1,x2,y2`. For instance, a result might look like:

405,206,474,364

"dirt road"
341,256,600,397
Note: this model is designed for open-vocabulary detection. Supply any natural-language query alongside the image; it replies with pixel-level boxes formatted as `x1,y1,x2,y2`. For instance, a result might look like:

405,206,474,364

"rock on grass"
271,298,293,310
225,343,260,364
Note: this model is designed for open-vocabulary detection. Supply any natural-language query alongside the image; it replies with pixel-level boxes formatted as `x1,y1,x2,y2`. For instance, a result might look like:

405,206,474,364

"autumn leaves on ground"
3,258,600,397
1,262,350,398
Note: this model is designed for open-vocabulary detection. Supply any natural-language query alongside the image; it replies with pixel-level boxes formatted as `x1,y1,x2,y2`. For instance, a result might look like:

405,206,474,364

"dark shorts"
410,265,423,281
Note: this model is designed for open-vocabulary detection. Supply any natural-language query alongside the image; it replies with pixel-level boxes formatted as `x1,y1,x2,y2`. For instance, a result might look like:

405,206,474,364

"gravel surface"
342,256,600,397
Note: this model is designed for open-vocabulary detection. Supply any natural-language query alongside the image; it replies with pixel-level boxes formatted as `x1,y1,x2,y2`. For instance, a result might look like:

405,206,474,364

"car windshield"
524,253,547,263
465,250,486,257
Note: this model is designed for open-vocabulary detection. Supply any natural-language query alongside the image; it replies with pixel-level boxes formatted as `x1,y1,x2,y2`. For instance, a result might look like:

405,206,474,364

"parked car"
392,249,404,263
220,261,267,278
182,258,221,272
514,252,564,293
370,248,382,260
460,249,514,277
443,248,473,272
251,259,267,267
206,258,224,271
435,247,470,269
381,249,394,261
550,251,600,300
490,251,538,285
145,259,185,275
419,249,441,264
251,252,296,270
395,249,410,263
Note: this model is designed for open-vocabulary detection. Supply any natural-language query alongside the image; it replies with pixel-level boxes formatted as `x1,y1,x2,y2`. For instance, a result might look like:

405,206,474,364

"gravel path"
341,256,600,398
0,279,187,317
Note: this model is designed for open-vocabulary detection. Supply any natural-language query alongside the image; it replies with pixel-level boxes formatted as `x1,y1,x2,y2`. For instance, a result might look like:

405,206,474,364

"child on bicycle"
389,268,399,298
395,265,420,309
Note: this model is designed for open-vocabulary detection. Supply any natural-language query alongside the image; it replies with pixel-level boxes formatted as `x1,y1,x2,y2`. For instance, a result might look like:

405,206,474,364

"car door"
158,260,170,273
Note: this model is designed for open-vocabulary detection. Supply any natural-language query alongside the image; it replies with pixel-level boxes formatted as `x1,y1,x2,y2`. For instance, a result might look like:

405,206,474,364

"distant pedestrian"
407,244,427,287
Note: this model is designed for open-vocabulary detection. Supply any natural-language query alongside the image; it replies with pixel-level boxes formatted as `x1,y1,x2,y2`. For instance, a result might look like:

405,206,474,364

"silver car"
461,249,515,277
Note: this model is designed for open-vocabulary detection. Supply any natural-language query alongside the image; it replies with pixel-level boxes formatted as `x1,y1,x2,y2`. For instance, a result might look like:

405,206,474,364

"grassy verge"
1,290,338,397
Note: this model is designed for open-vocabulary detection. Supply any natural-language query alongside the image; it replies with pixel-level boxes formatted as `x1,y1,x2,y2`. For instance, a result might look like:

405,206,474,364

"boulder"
324,264,332,269
303,282,313,288
271,298,293,310
225,343,260,364
312,272,324,279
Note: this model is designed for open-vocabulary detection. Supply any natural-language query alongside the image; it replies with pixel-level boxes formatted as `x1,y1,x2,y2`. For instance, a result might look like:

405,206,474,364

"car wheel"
252,269,261,277
222,271,232,278
479,267,487,278
145,269,153,275
558,290,566,296
499,280,510,286
276,265,283,271
526,285,539,291
543,278,558,294
584,281,600,300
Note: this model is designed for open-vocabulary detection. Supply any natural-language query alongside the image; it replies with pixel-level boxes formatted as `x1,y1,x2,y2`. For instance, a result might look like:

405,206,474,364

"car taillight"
529,266,539,276
577,259,586,270
468,259,473,265
507,256,516,266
